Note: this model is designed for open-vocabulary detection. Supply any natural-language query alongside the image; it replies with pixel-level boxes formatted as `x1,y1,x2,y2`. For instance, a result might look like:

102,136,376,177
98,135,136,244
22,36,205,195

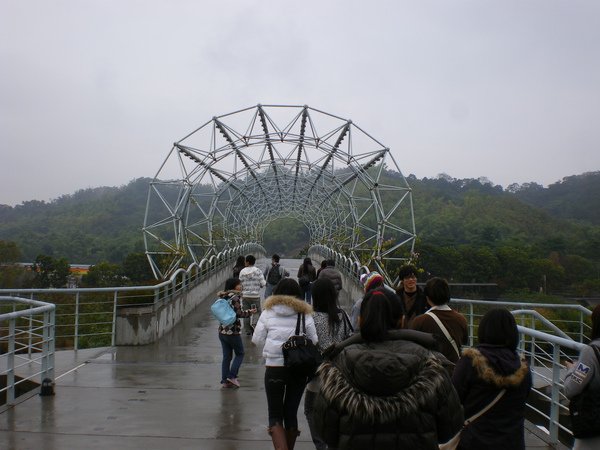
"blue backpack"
211,298,236,326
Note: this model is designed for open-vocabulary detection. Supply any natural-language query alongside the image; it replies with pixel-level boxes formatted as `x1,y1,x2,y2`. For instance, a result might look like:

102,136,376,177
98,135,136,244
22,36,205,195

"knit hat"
364,271,384,293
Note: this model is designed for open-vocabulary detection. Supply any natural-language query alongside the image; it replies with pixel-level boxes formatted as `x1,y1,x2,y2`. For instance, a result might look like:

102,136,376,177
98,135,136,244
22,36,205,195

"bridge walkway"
0,258,559,449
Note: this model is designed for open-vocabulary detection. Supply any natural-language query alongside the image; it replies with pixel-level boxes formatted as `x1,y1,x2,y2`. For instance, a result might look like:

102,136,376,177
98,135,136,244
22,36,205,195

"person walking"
252,278,318,450
564,304,600,450
451,308,532,450
395,264,428,327
232,255,245,278
350,271,384,331
317,259,342,294
297,257,317,303
239,254,266,335
217,278,256,388
312,286,463,449
264,254,289,299
304,278,353,449
410,277,468,369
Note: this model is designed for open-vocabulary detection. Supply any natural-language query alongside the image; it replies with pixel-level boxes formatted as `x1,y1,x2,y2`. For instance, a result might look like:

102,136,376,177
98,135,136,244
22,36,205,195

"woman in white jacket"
252,278,318,450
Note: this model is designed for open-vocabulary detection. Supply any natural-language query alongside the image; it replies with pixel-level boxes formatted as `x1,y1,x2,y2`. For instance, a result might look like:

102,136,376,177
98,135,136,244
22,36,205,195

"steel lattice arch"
143,104,416,282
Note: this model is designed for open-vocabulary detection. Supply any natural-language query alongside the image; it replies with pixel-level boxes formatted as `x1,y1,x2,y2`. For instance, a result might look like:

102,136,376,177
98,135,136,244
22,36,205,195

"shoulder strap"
340,308,354,334
295,313,302,335
425,311,460,358
464,389,506,425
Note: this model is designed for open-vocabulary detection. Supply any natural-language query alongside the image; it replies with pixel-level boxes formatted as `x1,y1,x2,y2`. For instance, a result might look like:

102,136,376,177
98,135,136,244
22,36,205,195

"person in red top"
409,277,468,368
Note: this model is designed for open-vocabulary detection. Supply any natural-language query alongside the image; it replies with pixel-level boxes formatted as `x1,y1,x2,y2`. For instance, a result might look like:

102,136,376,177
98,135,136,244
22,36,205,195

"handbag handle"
295,313,306,335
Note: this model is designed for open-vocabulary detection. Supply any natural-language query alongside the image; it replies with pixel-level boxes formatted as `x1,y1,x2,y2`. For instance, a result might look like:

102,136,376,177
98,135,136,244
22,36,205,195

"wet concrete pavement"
0,257,558,449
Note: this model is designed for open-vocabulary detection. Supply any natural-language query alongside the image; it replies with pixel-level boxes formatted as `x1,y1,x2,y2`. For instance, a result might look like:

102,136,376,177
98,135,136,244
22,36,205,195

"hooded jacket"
312,330,463,450
451,345,532,450
239,265,266,297
251,295,317,366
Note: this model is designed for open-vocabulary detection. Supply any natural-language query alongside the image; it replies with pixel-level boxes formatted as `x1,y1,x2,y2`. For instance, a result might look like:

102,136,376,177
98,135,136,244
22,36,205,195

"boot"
285,428,300,450
268,424,288,450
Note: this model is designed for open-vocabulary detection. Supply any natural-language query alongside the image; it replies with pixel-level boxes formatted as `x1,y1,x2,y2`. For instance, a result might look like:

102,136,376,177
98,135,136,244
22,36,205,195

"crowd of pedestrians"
214,254,595,450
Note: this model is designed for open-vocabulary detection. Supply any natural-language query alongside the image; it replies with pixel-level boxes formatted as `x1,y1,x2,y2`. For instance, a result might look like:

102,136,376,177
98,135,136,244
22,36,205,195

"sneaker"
227,377,240,388
221,381,234,389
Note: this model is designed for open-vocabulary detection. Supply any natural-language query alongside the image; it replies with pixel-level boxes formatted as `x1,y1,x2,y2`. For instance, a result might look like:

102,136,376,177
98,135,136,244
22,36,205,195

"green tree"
0,240,21,263
122,253,154,283
32,254,70,288
81,262,123,287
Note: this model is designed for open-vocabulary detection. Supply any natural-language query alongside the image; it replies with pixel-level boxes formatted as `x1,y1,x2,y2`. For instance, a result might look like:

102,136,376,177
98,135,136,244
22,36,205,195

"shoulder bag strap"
464,389,506,426
301,312,306,334
340,308,354,334
295,313,302,335
425,311,460,358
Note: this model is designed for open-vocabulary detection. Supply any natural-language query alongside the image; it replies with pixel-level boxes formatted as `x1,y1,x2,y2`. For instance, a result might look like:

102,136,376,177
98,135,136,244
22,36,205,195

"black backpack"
267,265,284,285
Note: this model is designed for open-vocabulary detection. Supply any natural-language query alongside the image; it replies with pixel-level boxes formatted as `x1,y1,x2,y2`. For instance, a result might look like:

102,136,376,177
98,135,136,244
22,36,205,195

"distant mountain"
0,178,151,263
0,173,599,273
508,171,600,226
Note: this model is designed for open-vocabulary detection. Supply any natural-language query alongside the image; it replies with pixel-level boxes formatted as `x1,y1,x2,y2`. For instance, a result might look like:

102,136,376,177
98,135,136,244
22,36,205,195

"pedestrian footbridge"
1,253,587,449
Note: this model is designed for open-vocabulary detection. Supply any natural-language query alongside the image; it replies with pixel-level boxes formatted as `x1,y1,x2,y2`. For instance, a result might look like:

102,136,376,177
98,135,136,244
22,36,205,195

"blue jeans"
264,366,307,428
218,333,245,383
301,283,312,303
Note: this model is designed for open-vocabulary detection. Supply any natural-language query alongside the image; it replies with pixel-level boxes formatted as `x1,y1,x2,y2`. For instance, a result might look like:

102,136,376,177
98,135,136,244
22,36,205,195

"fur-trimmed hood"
463,346,529,388
263,295,313,315
318,338,449,424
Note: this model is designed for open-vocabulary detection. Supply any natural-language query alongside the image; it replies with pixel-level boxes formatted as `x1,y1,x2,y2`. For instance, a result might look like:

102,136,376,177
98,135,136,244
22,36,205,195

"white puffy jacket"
252,295,318,366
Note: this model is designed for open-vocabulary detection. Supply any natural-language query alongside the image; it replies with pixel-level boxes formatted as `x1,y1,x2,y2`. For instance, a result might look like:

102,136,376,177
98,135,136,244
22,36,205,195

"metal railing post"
42,310,50,379
549,344,561,445
111,291,118,346
7,318,15,404
74,291,80,350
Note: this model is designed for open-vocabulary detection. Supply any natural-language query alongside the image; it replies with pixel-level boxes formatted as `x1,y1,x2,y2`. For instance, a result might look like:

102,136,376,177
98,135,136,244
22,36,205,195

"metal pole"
74,291,80,350
111,291,118,347
549,344,561,445
7,318,15,404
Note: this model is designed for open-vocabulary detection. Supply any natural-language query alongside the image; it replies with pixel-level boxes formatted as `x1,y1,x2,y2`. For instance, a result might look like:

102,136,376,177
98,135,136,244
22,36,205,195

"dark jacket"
397,286,428,326
452,345,532,450
313,330,463,449
317,266,343,292
410,306,468,365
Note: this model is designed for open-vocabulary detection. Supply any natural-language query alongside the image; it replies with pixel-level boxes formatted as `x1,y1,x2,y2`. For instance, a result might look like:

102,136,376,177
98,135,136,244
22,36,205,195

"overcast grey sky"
1,1,599,206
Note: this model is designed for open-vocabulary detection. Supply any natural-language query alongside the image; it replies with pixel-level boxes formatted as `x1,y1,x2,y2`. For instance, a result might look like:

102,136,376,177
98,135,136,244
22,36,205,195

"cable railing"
0,243,265,350
0,296,55,405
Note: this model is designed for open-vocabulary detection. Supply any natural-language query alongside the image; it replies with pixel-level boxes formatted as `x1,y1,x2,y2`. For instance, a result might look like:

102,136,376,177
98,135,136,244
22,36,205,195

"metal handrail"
0,296,56,405
0,243,266,350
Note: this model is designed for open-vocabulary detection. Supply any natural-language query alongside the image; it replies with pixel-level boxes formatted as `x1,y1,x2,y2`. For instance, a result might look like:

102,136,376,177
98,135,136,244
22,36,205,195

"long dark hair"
592,304,600,340
302,257,313,275
234,255,245,268
312,278,341,334
359,287,402,342
224,278,241,291
478,308,519,351
273,278,303,299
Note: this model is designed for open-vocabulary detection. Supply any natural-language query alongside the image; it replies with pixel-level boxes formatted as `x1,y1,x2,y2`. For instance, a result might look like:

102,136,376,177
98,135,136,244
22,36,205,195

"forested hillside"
0,172,599,295
509,171,600,226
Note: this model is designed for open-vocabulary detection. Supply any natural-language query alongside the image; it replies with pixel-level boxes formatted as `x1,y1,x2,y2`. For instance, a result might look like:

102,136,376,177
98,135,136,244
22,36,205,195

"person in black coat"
395,264,428,327
451,308,532,450
312,287,463,449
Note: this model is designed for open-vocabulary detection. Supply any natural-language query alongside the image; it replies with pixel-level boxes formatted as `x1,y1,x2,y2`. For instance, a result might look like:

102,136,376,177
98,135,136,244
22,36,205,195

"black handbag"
282,313,322,378
569,345,600,439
